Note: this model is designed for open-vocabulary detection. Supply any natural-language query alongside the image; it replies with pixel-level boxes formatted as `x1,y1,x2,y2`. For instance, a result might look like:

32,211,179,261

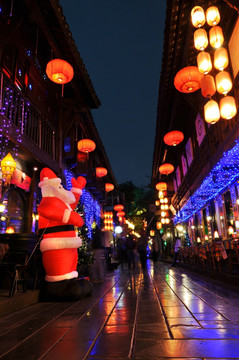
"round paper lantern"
215,71,232,95
114,204,124,212
1,152,16,183
77,151,88,162
105,183,114,192
197,51,212,74
194,28,208,51
200,75,216,98
174,66,204,93
191,6,205,28
206,6,220,26
117,211,125,217
46,59,74,84
214,48,229,71
96,167,107,178
220,96,237,119
155,182,167,191
204,99,220,124
209,26,224,48
159,163,174,175
163,130,184,146
77,139,96,153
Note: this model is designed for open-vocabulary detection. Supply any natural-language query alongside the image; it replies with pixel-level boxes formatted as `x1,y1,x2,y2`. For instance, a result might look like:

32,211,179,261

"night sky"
60,1,166,187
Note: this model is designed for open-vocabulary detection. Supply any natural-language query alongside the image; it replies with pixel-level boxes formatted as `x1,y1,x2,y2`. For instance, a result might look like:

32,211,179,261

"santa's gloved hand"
71,176,86,192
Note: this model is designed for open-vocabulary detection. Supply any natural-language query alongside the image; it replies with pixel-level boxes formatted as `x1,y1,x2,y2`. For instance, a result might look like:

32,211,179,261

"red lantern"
77,151,88,162
96,167,107,178
155,182,167,191
114,204,124,212
105,183,114,192
77,139,96,153
46,59,74,84
163,131,184,146
174,66,204,93
200,75,216,98
159,163,174,175
117,211,125,217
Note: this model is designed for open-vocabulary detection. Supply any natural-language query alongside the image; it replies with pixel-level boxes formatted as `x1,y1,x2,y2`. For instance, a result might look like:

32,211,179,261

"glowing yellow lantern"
155,200,160,206
161,218,166,224
215,71,232,95
209,26,224,48
214,48,229,71
191,6,205,28
158,190,164,199
220,96,237,120
150,230,155,237
155,182,167,191
77,139,96,154
228,225,234,235
1,153,16,183
156,222,162,230
164,198,168,203
6,226,15,234
105,183,114,192
96,167,107,178
194,28,208,51
197,51,212,74
204,99,220,124
206,6,220,26
201,75,216,98
165,218,170,224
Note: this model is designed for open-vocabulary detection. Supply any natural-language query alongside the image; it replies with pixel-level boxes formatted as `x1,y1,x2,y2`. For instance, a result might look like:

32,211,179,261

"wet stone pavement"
0,262,239,359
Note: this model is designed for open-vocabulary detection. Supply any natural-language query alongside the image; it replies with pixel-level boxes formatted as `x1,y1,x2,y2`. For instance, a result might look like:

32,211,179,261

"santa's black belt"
38,225,75,237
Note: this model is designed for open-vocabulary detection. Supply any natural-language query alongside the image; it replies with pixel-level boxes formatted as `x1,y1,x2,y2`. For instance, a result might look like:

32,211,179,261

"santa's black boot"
40,278,93,301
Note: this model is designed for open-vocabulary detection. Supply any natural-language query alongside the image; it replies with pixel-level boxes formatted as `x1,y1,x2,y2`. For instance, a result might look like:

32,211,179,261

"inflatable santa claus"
37,167,92,301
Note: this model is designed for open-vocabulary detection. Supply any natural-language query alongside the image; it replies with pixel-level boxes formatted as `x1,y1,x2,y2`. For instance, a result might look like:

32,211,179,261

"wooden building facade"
0,0,118,235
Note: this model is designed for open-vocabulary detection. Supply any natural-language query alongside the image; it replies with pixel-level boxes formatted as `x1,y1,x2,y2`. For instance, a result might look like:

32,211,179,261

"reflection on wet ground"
0,261,239,359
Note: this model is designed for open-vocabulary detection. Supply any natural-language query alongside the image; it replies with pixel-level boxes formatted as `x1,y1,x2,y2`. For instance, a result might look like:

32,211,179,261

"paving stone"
133,339,239,358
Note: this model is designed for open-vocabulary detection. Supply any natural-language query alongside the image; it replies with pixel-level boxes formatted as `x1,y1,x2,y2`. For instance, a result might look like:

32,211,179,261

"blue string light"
64,169,101,239
174,139,239,224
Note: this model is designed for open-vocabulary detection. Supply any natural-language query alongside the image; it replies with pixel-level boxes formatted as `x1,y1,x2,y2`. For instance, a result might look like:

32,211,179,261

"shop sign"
181,154,188,176
186,138,193,166
176,166,181,187
195,113,206,146
11,168,31,191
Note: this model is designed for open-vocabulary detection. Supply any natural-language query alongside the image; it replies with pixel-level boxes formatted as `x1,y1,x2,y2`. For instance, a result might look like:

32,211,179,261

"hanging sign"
11,168,31,191
195,113,206,146
186,138,193,167
176,166,181,187
173,177,177,192
181,154,188,176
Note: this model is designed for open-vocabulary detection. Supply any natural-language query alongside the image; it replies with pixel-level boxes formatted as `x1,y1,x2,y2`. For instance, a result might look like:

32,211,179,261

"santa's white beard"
41,184,76,204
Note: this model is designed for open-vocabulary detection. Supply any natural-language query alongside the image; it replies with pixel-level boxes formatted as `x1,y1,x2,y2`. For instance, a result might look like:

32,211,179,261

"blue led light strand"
174,139,239,223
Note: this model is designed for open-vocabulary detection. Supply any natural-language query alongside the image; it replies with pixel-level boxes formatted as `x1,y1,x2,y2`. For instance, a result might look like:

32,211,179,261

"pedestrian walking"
137,231,148,270
125,234,136,271
151,237,159,262
172,236,181,266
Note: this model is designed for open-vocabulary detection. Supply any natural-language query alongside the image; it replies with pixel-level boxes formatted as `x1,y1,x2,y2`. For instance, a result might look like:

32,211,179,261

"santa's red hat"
39,168,61,188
